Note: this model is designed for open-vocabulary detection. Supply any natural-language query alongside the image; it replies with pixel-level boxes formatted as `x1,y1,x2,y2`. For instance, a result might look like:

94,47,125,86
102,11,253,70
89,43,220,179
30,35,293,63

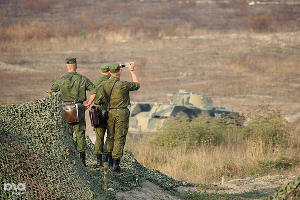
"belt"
109,107,128,110
63,101,83,104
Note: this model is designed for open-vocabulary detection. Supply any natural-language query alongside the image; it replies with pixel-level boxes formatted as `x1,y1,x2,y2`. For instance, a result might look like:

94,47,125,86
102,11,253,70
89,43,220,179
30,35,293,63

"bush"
153,108,290,154
153,116,234,150
243,109,290,153
259,157,297,172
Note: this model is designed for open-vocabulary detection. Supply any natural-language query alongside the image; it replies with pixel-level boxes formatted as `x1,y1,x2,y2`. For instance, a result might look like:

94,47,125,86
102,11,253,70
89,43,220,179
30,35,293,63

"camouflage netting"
267,176,300,200
0,95,187,200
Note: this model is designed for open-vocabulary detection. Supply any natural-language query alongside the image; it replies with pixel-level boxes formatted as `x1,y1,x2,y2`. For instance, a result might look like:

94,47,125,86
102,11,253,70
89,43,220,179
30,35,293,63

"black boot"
80,152,86,167
112,159,121,173
96,154,103,167
108,153,113,167
102,153,109,163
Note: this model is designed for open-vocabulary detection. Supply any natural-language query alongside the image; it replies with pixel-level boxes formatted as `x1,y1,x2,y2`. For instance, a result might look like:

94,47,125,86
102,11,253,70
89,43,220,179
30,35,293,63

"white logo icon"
4,183,26,195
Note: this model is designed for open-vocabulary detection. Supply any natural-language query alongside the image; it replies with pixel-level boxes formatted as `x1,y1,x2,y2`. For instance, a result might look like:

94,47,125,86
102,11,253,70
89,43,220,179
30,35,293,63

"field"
0,0,300,199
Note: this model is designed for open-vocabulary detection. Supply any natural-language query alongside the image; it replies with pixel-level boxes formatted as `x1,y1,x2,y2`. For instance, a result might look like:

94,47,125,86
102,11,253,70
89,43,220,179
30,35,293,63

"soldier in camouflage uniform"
93,63,111,167
95,62,140,172
48,58,96,167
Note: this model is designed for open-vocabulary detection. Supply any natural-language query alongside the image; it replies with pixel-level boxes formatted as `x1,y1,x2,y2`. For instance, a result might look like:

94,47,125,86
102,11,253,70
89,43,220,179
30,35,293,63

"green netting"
267,176,300,200
0,95,187,200
0,94,100,199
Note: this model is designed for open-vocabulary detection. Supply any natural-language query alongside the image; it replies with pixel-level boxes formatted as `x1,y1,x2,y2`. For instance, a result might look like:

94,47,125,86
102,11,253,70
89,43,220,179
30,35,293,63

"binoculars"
120,62,134,68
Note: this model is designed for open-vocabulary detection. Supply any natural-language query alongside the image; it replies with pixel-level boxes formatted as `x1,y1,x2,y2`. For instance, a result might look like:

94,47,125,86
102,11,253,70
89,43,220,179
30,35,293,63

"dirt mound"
0,95,187,200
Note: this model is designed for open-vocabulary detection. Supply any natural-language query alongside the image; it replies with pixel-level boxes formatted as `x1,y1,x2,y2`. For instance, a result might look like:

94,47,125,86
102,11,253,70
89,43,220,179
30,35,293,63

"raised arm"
128,62,139,83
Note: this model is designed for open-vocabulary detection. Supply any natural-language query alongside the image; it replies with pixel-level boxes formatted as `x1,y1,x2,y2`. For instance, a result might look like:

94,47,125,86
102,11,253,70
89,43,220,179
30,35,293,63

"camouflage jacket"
48,72,96,103
93,74,110,107
95,76,140,108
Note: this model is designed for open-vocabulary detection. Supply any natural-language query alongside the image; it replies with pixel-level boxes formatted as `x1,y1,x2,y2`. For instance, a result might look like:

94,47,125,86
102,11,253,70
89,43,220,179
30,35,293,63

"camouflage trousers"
106,108,130,159
66,103,86,153
93,122,108,155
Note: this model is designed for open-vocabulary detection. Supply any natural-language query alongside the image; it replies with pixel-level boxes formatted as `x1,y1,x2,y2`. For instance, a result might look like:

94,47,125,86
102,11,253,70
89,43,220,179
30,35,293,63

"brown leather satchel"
62,76,82,123
62,104,79,123
89,106,100,126
89,106,109,127
89,80,118,127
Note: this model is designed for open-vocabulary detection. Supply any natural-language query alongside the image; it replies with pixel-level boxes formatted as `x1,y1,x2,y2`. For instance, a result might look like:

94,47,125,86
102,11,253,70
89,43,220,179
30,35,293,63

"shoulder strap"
105,80,119,109
75,75,83,103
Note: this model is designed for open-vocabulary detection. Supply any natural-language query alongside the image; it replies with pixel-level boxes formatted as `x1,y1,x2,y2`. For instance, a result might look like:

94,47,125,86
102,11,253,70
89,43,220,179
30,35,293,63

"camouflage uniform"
48,71,96,153
93,71,110,155
95,70,140,160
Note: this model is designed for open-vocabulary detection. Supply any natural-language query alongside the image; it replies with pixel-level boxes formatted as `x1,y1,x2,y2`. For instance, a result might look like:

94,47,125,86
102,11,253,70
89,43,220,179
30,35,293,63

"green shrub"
152,109,291,153
243,109,290,152
153,116,233,150
259,157,298,172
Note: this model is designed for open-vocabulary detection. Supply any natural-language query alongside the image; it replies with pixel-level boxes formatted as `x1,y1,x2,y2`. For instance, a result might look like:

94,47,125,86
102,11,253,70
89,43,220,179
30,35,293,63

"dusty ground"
116,181,183,200
217,175,297,195
177,174,298,200
114,175,298,200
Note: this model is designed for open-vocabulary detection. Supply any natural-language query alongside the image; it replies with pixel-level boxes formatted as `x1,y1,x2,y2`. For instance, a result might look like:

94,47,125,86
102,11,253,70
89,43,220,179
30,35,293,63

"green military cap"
66,57,77,64
100,63,110,72
109,63,121,73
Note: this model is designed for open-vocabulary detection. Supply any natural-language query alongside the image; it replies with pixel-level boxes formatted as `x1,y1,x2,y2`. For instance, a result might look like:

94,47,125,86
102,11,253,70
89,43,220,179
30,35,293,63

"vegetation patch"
127,107,300,185
153,116,234,150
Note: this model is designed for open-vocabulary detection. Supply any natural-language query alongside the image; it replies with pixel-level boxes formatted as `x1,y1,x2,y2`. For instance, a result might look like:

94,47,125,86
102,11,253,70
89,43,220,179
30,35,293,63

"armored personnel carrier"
129,90,240,133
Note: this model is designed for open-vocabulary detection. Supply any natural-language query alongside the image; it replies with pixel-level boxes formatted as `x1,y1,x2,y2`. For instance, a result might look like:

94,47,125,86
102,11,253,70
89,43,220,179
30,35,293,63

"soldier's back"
54,72,95,103
93,74,110,89
102,77,140,109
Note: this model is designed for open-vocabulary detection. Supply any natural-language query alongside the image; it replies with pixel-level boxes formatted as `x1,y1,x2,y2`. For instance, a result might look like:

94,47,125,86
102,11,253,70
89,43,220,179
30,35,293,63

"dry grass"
0,24,132,52
1,0,299,52
125,110,300,184
126,133,300,184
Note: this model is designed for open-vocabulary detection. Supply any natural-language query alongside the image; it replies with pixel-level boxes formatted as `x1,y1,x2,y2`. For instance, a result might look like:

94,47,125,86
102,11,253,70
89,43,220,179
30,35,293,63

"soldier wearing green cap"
92,63,111,167
95,62,140,172
48,57,96,167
